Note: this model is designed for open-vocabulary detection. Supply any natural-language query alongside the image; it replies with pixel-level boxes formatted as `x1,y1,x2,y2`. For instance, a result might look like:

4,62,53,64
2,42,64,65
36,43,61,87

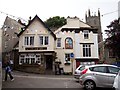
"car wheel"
84,80,96,90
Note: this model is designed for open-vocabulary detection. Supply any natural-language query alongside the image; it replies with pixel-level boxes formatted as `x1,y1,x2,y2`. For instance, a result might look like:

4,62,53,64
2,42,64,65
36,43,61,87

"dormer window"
83,30,89,39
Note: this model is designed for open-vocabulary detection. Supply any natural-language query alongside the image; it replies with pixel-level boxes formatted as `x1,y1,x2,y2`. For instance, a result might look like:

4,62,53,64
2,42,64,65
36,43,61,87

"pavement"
1,70,115,90
2,69,80,89
4,70,74,79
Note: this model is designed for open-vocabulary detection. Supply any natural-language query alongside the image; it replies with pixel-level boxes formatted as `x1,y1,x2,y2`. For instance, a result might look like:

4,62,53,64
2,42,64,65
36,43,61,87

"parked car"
113,70,120,90
74,64,94,81
74,65,86,80
79,64,120,90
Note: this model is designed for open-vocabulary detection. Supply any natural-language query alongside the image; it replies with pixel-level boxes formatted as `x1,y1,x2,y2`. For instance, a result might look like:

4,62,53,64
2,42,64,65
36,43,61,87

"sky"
0,0,120,39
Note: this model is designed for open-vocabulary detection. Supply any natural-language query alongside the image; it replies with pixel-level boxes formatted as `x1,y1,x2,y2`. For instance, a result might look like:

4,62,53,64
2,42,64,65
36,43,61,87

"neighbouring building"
2,15,99,74
2,16,25,67
85,9,104,63
118,1,120,18
55,16,99,74
0,29,1,90
17,15,56,74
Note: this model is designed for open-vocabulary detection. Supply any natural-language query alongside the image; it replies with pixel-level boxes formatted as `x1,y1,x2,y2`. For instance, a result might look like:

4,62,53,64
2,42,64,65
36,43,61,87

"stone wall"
17,64,46,74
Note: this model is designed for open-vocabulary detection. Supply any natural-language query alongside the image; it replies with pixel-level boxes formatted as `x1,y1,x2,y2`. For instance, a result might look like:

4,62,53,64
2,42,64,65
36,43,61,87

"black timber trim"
61,28,98,33
75,58,99,62
19,51,55,53
80,43,94,44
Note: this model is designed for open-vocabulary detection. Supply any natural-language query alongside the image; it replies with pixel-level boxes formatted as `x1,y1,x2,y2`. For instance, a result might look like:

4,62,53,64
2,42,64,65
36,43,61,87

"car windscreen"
78,66,85,71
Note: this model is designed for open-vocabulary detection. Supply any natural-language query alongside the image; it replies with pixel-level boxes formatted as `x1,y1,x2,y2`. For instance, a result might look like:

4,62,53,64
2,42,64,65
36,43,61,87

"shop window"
19,54,41,65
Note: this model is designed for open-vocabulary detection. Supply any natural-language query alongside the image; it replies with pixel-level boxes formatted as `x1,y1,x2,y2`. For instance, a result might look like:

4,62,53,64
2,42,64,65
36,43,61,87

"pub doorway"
45,55,53,70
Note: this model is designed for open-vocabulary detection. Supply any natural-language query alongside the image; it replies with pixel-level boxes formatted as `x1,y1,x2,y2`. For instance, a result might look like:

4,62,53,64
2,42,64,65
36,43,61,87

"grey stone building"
2,16,25,67
85,9,104,63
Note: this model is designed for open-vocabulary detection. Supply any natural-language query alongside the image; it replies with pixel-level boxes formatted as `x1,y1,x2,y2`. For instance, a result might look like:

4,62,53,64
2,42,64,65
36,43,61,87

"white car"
113,70,120,90
79,64,120,90
74,65,85,80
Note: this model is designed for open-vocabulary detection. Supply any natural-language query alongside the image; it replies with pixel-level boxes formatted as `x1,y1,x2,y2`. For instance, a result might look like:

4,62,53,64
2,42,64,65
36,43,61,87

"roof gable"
18,15,56,40
54,17,97,34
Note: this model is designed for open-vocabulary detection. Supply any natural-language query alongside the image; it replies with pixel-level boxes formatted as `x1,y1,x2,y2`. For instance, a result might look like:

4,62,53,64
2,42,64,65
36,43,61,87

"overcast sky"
0,0,120,39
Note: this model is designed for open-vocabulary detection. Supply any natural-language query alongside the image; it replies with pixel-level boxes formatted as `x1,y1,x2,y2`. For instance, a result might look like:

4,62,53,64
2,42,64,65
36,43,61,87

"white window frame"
57,38,61,47
65,53,71,63
45,36,49,45
83,44,91,57
19,54,41,65
19,54,25,65
24,36,34,46
39,35,49,46
83,30,89,39
36,54,41,65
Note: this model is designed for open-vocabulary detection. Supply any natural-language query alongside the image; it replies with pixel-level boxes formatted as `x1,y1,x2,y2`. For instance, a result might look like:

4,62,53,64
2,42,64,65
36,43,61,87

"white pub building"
55,16,99,74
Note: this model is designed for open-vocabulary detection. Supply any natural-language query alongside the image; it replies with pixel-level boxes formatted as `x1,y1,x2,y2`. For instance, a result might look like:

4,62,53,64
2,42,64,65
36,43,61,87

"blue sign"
70,53,74,58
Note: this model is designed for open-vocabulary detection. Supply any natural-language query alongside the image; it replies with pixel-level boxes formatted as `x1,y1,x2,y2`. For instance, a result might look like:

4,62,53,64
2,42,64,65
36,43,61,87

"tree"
45,16,66,31
105,19,120,60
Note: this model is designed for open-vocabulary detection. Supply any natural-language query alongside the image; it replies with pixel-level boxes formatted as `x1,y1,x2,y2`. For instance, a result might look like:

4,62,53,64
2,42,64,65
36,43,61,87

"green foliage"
105,19,120,59
45,16,66,31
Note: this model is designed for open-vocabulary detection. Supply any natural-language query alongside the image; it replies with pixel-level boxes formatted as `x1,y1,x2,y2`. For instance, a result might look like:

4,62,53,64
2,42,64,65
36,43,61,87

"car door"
107,66,120,87
91,66,109,87
118,71,120,89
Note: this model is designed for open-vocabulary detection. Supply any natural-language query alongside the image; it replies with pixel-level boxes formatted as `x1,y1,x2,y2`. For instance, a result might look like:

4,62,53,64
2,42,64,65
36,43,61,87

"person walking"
4,61,14,81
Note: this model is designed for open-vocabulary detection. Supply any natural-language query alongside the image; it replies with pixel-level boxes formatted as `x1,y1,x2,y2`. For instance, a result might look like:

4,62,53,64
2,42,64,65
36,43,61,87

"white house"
55,17,99,74
16,15,99,74
17,15,56,74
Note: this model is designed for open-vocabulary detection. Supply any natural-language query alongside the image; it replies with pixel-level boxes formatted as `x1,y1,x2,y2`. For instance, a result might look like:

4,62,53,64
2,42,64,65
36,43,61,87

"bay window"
19,54,41,65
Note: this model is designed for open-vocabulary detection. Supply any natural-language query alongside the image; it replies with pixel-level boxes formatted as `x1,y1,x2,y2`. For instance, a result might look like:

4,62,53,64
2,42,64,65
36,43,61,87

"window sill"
64,63,71,65
19,64,41,67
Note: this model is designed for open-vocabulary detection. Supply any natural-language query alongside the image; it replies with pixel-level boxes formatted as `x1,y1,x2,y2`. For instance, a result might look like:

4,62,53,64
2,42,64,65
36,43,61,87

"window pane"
93,66,106,73
89,46,91,57
65,53,70,62
39,36,43,45
84,30,89,39
24,36,29,45
83,44,91,57
36,54,41,64
57,38,61,47
31,58,35,64
30,36,34,45
25,58,29,64
108,67,120,74
45,36,48,45
83,48,85,57
20,55,25,64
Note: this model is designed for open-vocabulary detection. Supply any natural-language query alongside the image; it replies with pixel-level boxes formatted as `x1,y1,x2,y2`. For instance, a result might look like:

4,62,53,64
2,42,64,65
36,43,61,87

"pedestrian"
4,61,14,81
9,59,13,71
